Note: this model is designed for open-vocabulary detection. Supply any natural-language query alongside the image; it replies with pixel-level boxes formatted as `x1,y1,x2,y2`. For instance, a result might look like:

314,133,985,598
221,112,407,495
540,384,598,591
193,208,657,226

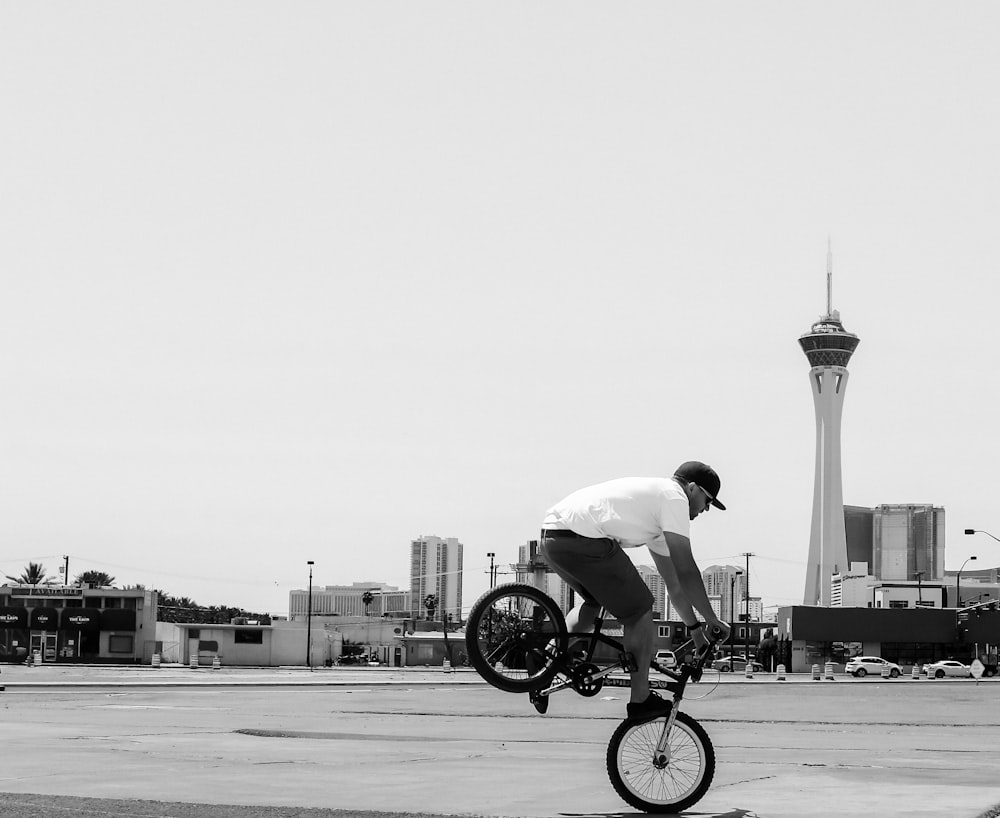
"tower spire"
826,237,833,316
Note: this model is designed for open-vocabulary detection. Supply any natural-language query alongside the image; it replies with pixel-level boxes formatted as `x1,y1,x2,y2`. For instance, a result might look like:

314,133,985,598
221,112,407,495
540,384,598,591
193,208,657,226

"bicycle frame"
533,607,710,702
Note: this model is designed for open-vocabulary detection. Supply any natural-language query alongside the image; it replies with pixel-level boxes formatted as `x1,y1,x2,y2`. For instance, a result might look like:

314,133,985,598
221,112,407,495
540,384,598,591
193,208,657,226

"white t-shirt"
541,476,691,557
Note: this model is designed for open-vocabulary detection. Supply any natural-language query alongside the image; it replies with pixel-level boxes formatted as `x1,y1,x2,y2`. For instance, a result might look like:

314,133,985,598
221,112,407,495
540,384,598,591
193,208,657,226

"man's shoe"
529,690,549,715
626,692,672,723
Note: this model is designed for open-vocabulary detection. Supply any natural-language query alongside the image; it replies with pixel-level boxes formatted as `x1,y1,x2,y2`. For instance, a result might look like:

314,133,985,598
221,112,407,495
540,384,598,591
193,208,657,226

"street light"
306,560,315,669
966,528,1000,543
487,552,496,589
957,556,977,608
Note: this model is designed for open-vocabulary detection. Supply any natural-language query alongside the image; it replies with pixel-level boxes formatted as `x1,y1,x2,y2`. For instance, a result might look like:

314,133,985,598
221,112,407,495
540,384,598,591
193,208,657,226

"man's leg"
624,609,654,704
565,599,600,633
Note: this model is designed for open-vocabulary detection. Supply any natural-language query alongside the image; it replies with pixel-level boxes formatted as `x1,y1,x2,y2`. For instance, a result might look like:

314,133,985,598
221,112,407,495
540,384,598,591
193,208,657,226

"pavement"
1,663,999,817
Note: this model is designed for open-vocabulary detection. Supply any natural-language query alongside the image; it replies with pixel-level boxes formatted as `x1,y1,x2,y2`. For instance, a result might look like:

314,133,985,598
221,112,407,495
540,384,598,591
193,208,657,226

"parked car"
654,649,677,668
710,654,764,673
845,656,902,678
921,660,972,679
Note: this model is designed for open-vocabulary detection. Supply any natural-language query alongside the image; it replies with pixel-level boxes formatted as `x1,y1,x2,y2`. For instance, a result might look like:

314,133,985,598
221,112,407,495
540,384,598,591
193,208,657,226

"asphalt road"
1,665,999,817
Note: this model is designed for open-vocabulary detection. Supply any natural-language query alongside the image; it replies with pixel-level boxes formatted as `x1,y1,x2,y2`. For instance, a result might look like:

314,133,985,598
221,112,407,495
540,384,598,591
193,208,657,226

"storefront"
0,584,157,664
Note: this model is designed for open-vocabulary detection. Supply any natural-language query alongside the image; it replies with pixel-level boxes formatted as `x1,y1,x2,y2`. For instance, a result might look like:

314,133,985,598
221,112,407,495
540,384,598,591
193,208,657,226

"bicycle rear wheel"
465,583,567,693
607,711,715,813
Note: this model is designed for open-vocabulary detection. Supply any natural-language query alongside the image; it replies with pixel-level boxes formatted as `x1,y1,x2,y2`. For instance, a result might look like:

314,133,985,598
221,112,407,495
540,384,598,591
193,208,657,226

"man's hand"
692,620,731,651
707,620,732,644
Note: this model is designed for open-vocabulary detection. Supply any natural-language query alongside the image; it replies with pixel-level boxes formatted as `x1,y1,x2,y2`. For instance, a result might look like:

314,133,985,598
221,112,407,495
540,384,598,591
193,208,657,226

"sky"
2,3,999,618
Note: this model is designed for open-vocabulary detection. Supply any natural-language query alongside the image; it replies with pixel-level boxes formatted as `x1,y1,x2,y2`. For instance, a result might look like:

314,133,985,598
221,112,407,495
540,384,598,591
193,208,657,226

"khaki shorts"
539,530,654,625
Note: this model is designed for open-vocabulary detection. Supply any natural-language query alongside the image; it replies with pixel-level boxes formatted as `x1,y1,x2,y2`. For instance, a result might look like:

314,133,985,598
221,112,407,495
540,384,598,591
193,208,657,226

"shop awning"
30,607,60,630
61,608,101,631
0,607,28,629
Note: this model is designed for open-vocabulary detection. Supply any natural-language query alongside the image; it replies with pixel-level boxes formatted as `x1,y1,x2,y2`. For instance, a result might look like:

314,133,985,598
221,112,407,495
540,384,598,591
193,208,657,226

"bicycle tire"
464,583,567,693
606,710,715,813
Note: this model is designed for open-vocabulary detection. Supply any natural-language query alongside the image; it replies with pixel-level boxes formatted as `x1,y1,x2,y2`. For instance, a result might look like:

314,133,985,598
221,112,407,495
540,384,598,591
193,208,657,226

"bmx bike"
464,582,725,814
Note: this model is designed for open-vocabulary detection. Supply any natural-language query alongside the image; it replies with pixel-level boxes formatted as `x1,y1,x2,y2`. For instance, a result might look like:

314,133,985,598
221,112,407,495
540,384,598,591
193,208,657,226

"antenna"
826,237,833,316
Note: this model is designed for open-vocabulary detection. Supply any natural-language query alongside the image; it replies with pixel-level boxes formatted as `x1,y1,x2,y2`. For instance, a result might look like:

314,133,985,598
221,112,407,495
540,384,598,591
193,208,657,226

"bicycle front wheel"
464,583,567,693
607,711,715,813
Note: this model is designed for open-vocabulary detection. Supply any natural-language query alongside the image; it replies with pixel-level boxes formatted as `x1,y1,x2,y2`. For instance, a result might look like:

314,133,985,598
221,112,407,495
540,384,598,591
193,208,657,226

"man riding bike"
539,461,732,722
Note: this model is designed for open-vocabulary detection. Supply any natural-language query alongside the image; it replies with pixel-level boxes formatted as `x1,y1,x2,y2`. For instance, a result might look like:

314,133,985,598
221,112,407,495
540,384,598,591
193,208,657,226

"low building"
0,583,157,664
776,605,1000,672
156,615,426,667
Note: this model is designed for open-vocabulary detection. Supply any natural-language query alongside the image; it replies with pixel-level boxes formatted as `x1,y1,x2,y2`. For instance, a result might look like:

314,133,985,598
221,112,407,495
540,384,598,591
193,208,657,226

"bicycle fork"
652,702,680,767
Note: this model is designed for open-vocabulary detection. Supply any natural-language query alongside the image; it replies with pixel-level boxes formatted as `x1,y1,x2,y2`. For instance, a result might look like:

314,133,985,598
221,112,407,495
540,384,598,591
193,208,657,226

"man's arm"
652,532,728,630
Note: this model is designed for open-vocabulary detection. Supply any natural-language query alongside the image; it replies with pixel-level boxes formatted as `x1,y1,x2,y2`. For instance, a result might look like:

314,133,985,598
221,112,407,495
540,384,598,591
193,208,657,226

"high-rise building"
410,536,464,622
799,246,860,606
874,504,945,581
514,540,574,613
636,564,666,618
702,565,745,622
666,595,723,622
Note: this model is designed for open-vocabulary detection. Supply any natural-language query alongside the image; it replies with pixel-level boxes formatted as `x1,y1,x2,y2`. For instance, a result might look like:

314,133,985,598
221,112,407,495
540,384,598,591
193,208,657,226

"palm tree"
5,562,50,585
362,590,374,617
423,594,438,622
75,570,116,588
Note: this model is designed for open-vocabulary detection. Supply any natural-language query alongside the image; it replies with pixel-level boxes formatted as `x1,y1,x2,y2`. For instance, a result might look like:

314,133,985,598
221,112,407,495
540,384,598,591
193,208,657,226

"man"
539,461,732,721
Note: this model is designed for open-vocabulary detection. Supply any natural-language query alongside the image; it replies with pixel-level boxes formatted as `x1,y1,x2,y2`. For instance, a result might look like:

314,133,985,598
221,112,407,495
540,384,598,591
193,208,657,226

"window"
889,600,909,609
235,630,263,645
109,635,134,653
198,640,219,652
657,625,671,638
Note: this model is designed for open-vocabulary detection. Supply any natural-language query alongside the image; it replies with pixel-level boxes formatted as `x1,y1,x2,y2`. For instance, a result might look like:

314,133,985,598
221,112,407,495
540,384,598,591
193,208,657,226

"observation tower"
799,246,860,606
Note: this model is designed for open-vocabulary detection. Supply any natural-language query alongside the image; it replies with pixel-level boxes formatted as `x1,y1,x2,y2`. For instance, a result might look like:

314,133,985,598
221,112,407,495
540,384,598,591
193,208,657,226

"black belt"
540,529,612,542
541,529,580,539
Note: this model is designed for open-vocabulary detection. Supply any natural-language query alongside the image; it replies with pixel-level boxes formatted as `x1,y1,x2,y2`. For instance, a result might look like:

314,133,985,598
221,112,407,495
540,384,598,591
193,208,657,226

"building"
289,582,410,619
835,504,947,606
637,564,666,618
666,595,723,622
411,535,464,623
0,583,158,664
832,566,948,609
514,539,573,612
777,604,1000,672
874,504,945,582
943,565,1000,608
702,565,745,622
799,246,861,606
156,615,414,668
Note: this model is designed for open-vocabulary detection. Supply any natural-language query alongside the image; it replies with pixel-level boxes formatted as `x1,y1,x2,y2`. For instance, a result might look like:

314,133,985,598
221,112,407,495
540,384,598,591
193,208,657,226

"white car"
922,660,972,679
845,656,902,678
654,650,677,668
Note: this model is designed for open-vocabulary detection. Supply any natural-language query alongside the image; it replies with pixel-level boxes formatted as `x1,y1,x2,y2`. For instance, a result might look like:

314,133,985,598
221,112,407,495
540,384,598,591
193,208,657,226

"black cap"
674,461,726,510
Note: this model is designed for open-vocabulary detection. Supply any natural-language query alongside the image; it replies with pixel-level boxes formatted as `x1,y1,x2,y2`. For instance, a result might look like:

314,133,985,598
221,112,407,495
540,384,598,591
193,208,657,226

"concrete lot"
1,664,999,817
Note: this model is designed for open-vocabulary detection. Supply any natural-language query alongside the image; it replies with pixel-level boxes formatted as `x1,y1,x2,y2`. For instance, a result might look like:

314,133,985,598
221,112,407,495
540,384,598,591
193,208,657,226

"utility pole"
63,555,69,586
730,569,743,672
742,552,755,665
487,552,496,589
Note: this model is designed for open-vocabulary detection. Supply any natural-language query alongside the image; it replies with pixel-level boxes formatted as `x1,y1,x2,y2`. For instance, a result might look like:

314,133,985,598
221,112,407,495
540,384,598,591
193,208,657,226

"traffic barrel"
824,662,835,680
812,663,820,680
776,663,786,681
